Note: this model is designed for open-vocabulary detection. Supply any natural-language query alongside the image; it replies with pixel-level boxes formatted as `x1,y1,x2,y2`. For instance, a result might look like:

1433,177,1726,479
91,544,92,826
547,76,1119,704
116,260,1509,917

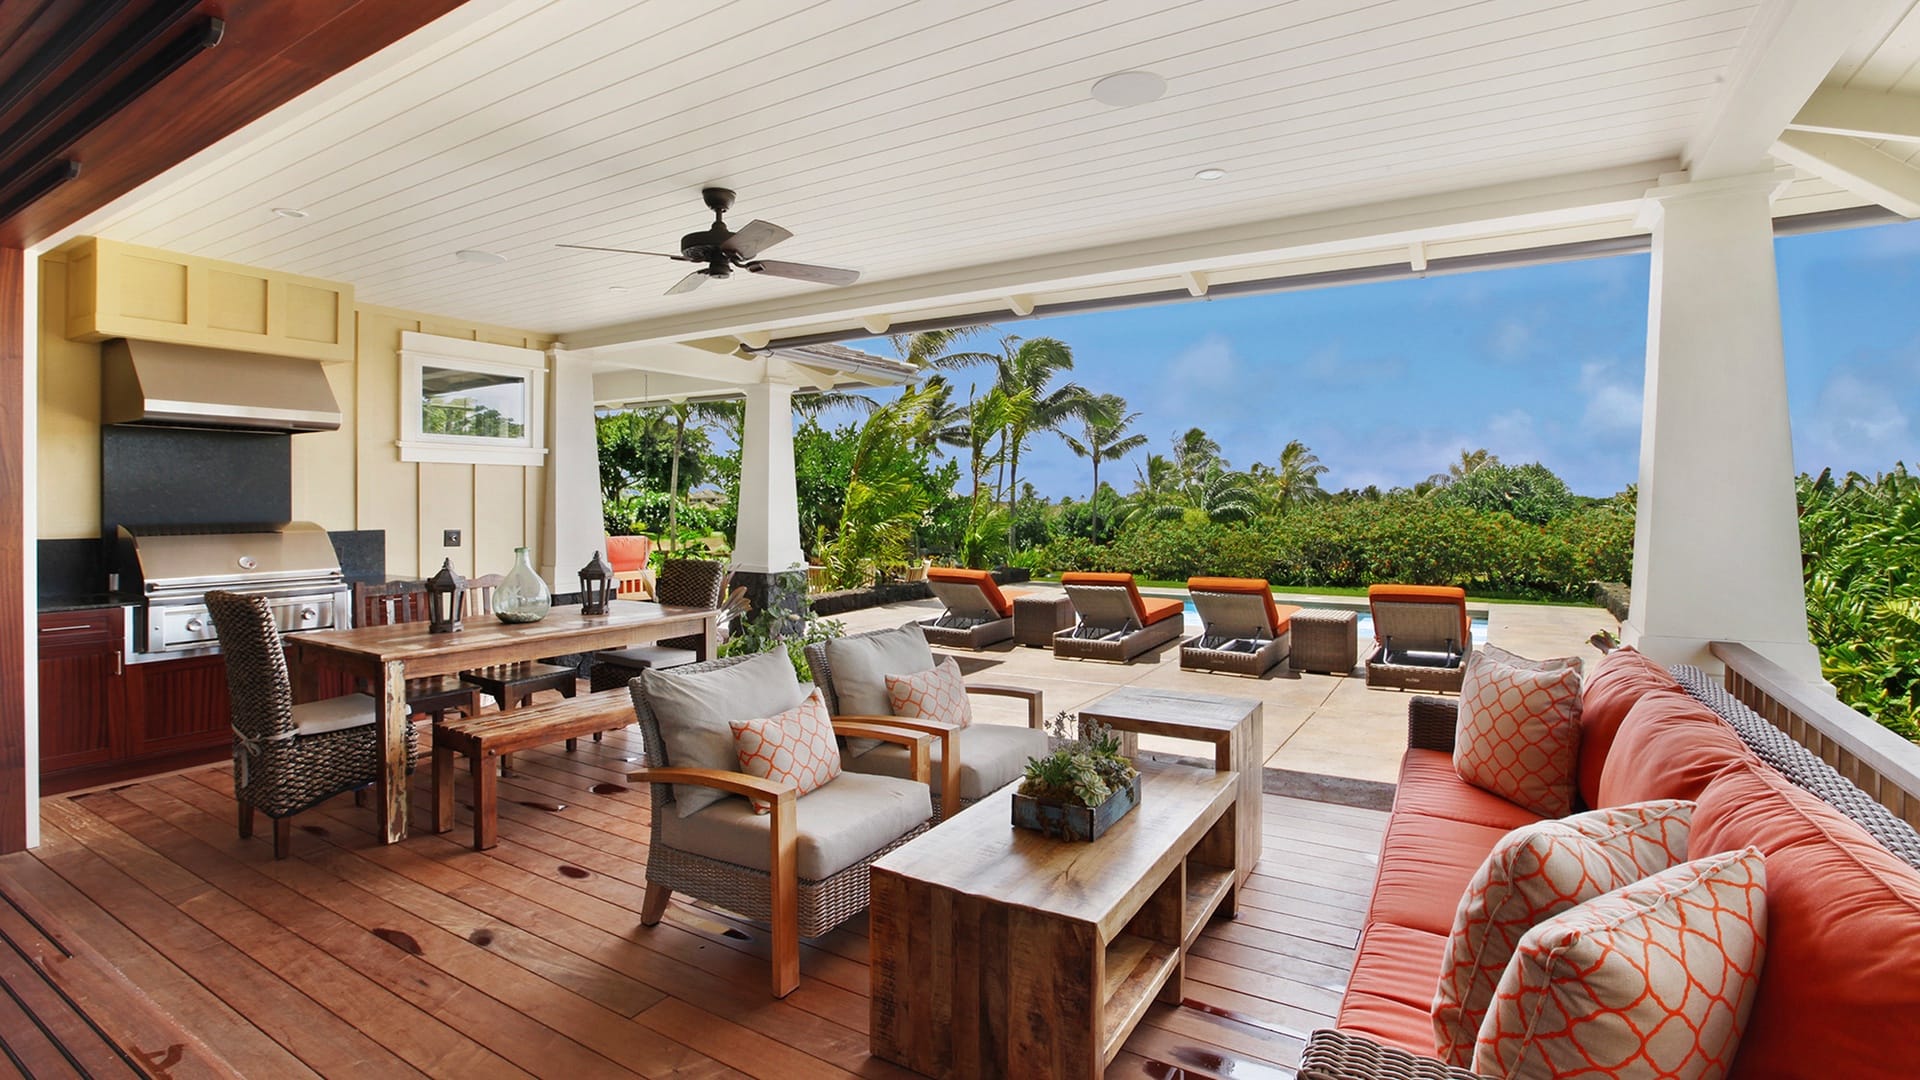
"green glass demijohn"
493,546,551,624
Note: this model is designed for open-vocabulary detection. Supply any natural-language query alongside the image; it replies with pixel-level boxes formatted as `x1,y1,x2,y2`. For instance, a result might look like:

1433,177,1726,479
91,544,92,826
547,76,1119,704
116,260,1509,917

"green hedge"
1016,497,1633,599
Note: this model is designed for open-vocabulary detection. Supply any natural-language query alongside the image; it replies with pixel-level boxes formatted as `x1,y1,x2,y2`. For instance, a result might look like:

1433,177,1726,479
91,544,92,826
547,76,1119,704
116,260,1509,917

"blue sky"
848,217,1920,501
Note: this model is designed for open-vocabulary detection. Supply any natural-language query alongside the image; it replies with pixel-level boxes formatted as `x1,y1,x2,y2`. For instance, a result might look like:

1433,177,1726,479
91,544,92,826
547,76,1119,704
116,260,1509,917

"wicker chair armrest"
964,682,1046,728
831,721,934,786
1298,1029,1478,1080
629,766,795,807
1407,695,1459,752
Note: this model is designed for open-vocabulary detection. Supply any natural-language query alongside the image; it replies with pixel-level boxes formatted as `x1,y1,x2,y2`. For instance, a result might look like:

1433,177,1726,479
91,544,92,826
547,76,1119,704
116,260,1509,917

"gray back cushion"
824,624,935,717
642,648,804,817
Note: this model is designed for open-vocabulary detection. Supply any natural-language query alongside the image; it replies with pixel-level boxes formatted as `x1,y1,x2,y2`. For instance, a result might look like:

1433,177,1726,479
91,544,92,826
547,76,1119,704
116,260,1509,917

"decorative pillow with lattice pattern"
1454,650,1584,817
884,658,972,729
1432,800,1696,1065
1473,847,1768,1080
728,688,842,813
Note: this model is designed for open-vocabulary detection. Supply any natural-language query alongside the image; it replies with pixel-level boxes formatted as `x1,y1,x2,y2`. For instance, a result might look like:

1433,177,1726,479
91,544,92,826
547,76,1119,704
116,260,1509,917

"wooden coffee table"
1078,687,1262,913
870,760,1239,1079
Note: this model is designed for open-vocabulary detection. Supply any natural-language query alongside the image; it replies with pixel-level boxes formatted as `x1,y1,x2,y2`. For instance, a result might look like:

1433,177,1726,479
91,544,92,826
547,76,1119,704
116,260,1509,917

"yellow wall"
36,252,553,581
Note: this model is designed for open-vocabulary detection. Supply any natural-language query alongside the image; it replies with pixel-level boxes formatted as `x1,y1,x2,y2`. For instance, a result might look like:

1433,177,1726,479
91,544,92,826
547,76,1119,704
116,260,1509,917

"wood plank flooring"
0,720,1387,1078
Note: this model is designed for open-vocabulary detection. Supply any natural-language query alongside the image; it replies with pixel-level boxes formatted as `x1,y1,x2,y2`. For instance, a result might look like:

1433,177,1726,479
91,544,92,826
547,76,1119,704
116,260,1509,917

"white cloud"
1489,317,1534,360
1800,370,1915,472
1578,359,1642,436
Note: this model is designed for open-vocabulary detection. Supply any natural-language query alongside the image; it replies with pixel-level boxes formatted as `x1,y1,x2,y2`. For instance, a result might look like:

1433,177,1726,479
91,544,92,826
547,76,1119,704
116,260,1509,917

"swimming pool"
1176,600,1489,645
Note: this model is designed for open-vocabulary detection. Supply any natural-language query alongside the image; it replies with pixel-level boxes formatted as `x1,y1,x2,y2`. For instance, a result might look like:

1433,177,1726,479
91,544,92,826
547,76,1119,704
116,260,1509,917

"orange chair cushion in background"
1367,584,1471,646
1690,763,1920,1080
1188,576,1285,634
607,534,652,573
1595,690,1756,807
1576,647,1682,808
1061,571,1150,623
927,566,1014,618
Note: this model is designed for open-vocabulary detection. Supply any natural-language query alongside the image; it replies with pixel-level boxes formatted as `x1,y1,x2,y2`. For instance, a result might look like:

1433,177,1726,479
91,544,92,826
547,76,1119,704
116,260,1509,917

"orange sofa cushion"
1595,690,1756,807
606,534,652,573
1690,764,1920,1080
1345,922,1449,1011
1061,571,1162,625
1337,991,1439,1057
927,566,1014,617
1395,749,1544,832
1368,584,1470,646
1367,811,1513,936
1576,648,1681,808
1187,576,1292,634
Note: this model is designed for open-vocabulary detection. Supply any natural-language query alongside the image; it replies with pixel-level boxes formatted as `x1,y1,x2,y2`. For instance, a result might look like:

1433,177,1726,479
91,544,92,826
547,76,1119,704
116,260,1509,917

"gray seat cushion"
657,771,932,881
822,623,935,716
292,694,376,737
847,723,1050,800
641,649,804,817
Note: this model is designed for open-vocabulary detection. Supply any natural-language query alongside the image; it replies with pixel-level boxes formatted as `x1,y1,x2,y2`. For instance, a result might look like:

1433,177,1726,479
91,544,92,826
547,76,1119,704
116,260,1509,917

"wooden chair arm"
628,766,795,807
831,721,934,788
964,682,1046,728
834,713,954,735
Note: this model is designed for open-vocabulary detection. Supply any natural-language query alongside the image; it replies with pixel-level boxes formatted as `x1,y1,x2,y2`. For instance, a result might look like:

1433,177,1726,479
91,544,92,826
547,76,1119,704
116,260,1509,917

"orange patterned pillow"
728,688,842,813
1432,801,1695,1065
1455,651,1584,817
1474,848,1768,1080
885,658,972,729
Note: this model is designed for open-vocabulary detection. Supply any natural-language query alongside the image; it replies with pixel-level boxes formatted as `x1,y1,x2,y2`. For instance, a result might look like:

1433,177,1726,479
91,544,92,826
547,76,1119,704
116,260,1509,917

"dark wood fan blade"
720,219,792,261
746,259,859,286
665,269,709,295
557,243,686,259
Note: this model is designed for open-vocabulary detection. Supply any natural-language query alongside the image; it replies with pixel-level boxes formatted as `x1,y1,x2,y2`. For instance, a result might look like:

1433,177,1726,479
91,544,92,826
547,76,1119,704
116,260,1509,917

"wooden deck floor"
0,724,1387,1079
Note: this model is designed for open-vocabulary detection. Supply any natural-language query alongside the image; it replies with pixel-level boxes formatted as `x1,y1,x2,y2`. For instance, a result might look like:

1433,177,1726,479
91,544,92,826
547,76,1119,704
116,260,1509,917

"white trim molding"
396,331,549,467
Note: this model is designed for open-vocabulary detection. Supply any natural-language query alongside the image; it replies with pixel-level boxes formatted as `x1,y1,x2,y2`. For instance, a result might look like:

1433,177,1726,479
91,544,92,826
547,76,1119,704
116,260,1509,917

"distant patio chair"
918,567,1025,649
607,535,655,598
1180,577,1302,677
1053,571,1186,663
1364,584,1473,693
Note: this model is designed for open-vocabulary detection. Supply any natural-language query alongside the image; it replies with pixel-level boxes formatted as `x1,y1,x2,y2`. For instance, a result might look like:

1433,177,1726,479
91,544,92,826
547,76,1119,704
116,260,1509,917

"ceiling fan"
558,187,860,295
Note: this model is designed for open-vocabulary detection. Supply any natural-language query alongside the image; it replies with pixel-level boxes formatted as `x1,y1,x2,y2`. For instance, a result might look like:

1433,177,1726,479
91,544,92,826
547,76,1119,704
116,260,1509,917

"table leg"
697,613,717,662
379,661,410,844
1216,706,1262,915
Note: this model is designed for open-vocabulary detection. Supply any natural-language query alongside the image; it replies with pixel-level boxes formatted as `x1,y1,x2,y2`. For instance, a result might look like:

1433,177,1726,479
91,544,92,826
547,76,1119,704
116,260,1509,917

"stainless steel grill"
115,522,350,662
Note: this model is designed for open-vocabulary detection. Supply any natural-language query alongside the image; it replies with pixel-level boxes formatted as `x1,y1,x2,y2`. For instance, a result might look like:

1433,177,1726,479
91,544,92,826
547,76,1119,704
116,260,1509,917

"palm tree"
1119,453,1181,528
1429,447,1500,488
1172,427,1224,487
1061,394,1148,539
991,335,1091,553
890,325,999,373
915,375,974,457
1252,439,1328,512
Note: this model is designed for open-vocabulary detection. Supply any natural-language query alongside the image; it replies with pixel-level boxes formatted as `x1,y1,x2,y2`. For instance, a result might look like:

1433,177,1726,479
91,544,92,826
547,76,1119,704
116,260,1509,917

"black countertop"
38,594,137,614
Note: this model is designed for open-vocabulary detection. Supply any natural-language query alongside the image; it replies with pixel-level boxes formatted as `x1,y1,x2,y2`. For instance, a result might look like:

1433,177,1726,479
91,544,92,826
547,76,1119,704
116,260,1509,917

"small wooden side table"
1078,686,1262,912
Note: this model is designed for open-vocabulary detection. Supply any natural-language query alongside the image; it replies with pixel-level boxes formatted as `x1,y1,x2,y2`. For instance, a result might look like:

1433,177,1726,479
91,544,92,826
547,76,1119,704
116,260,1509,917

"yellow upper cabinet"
53,237,354,363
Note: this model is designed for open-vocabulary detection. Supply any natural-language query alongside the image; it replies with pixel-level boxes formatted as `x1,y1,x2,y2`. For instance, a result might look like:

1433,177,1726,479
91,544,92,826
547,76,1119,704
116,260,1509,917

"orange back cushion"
1577,648,1683,808
1367,584,1470,645
1061,571,1146,623
1691,763,1920,1079
1596,690,1756,807
1189,576,1283,634
927,566,1013,617
607,535,652,573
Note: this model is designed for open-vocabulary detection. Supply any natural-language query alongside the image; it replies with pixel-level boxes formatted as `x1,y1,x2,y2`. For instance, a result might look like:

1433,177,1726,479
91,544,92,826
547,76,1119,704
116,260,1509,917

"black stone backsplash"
38,537,106,599
101,425,290,534
329,530,387,586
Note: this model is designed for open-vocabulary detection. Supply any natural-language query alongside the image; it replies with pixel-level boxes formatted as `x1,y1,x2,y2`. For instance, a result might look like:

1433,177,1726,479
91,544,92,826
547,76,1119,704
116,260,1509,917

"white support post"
540,344,603,588
732,381,804,574
1623,170,1822,681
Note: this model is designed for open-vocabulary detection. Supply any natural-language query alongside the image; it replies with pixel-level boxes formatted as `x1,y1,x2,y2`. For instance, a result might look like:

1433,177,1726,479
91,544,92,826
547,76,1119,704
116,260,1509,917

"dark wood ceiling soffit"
0,0,471,247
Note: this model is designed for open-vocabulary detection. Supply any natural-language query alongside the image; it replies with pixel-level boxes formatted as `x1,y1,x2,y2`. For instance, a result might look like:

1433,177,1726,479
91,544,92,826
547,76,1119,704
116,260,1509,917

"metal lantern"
426,558,466,633
578,551,614,616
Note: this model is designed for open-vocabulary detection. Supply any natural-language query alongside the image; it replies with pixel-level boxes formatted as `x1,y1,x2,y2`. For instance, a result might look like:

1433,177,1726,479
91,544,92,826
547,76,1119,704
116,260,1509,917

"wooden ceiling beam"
1772,130,1920,218
1787,86,1920,143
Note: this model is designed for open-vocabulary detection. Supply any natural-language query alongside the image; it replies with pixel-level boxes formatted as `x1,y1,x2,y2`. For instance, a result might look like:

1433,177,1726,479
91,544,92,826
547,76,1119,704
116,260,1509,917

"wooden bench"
433,688,636,850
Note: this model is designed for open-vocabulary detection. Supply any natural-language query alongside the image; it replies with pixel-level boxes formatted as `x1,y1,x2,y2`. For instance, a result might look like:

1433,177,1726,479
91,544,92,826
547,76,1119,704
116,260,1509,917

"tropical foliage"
1799,465,1920,740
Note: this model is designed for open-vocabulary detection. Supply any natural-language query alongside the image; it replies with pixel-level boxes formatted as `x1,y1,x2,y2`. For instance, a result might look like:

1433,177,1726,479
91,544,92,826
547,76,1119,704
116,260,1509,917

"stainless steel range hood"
102,338,343,432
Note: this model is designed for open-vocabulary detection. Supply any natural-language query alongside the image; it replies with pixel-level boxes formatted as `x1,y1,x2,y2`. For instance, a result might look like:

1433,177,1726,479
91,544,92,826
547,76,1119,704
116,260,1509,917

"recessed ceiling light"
454,249,507,265
1090,71,1166,107
270,207,308,219
608,286,631,293
1194,167,1227,181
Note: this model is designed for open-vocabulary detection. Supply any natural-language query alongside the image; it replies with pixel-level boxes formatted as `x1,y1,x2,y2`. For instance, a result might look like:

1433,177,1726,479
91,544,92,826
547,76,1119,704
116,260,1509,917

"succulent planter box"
1010,773,1142,841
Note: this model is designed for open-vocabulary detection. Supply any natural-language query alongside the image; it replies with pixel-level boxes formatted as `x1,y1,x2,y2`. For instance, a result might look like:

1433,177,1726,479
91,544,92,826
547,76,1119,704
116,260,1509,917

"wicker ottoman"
1291,609,1359,675
1013,594,1077,648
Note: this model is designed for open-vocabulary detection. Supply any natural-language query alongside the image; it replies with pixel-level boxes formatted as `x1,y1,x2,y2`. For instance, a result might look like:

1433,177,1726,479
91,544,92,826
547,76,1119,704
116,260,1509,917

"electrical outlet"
443,529,461,547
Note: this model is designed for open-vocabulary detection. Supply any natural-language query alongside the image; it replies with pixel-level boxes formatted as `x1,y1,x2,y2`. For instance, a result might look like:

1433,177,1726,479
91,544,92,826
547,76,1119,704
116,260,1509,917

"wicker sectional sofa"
1301,650,1920,1080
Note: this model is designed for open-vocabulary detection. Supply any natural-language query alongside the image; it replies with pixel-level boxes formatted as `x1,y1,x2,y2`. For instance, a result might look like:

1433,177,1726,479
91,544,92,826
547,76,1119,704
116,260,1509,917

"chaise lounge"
917,566,1024,649
1053,571,1186,662
1180,576,1302,676
1364,584,1473,693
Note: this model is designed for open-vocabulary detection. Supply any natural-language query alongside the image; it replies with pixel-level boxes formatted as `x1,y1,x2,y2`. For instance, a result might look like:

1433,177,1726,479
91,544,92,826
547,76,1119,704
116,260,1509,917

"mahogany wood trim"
0,246,22,853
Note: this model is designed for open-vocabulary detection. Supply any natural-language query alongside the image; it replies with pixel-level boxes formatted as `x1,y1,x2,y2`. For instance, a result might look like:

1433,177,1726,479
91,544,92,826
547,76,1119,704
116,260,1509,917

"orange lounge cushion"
1395,749,1545,833
1577,648,1682,808
927,566,1015,617
1188,576,1286,634
1061,571,1151,624
1596,690,1757,807
1139,597,1184,626
1367,811,1514,936
1368,583,1471,646
1690,763,1920,1080
606,534,652,573
1346,922,1449,1010
1337,991,1442,1058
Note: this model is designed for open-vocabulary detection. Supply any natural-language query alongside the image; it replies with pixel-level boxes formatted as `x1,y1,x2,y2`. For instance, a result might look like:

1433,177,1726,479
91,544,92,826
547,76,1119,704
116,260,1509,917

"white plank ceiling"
1824,1,1920,167
78,0,1800,337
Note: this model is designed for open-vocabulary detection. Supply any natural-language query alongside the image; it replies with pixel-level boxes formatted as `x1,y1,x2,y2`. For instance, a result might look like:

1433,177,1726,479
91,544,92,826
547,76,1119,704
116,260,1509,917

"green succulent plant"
1018,714,1139,807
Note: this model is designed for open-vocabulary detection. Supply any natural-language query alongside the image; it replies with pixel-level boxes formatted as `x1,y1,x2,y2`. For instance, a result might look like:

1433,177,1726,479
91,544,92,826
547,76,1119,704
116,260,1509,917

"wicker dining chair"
628,651,936,997
206,590,418,859
588,557,727,694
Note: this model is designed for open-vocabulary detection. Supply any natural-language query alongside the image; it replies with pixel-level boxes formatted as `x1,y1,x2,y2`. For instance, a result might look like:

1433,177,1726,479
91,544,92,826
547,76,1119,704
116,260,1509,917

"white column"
540,344,603,588
1623,170,1822,680
731,381,804,574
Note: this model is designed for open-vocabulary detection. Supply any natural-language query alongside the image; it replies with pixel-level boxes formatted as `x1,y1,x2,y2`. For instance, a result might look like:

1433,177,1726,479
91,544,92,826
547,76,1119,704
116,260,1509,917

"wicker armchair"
205,591,418,860
628,653,937,997
807,624,1047,821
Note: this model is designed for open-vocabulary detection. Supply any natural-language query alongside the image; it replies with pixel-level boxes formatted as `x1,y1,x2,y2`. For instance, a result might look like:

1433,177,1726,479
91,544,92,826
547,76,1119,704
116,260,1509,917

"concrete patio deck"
833,588,1617,786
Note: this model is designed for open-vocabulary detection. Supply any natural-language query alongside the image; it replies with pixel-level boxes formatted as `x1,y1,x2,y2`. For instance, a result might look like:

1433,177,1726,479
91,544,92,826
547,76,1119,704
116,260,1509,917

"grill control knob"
238,556,258,570
186,617,205,633
299,606,318,621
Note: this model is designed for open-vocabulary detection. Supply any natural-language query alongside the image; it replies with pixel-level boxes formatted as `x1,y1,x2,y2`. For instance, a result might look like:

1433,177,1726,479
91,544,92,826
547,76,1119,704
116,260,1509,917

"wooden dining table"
288,599,720,844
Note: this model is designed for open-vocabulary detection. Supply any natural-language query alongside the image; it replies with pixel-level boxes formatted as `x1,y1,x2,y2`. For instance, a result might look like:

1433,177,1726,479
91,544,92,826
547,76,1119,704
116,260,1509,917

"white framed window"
397,331,548,466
